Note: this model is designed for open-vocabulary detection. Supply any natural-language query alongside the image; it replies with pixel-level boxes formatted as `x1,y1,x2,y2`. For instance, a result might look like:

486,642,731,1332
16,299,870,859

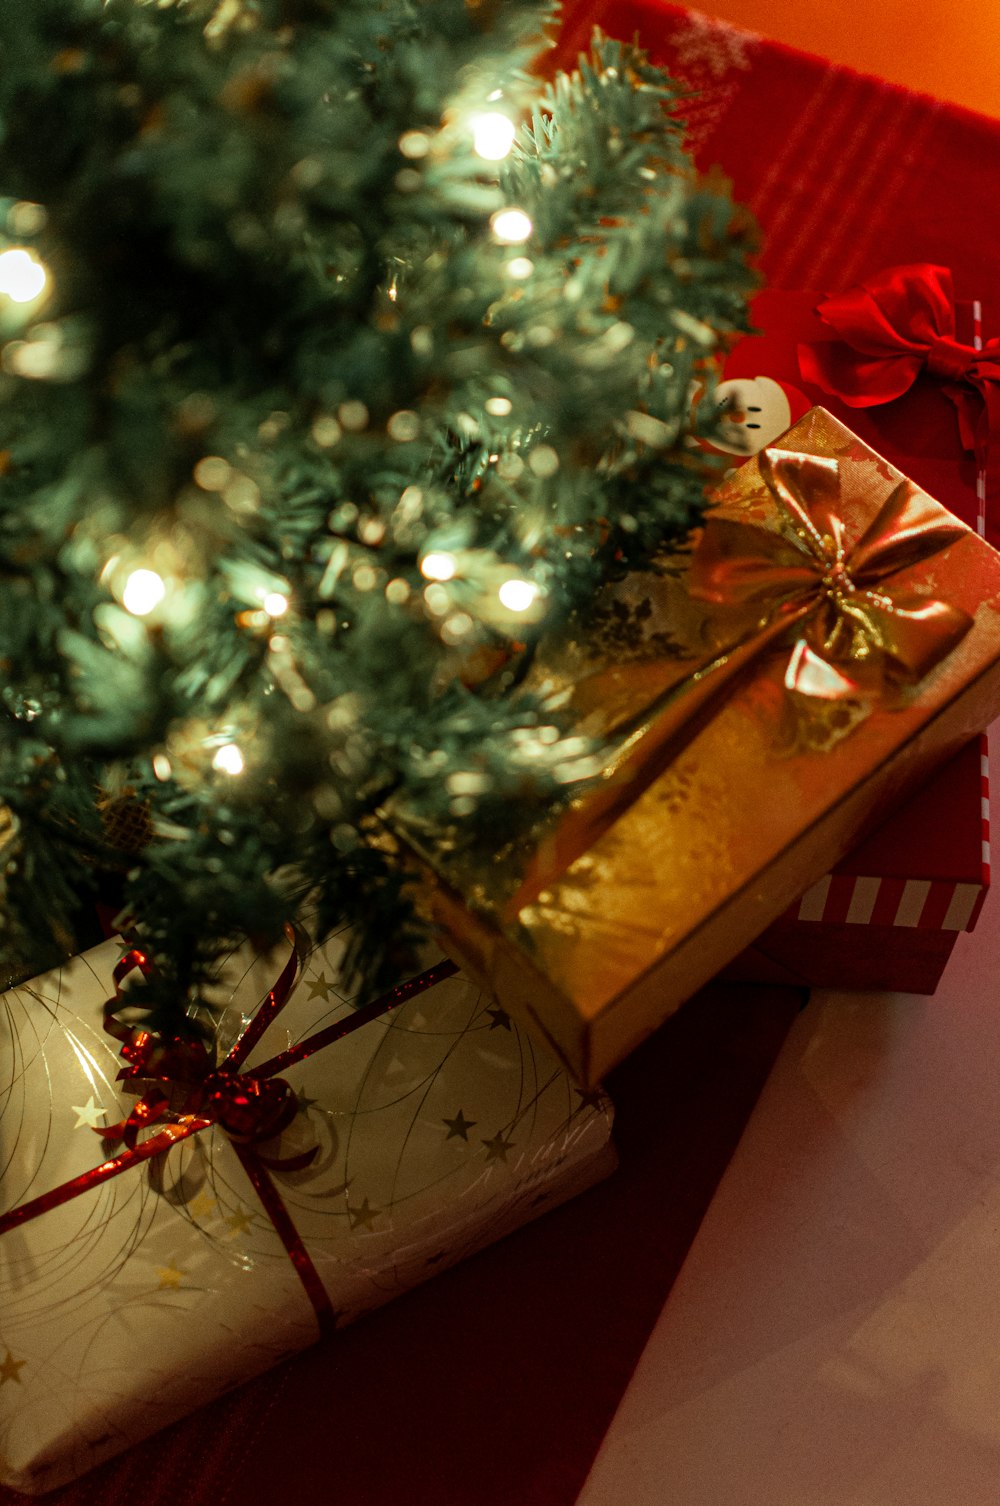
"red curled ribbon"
798,264,1000,467
0,936,458,1337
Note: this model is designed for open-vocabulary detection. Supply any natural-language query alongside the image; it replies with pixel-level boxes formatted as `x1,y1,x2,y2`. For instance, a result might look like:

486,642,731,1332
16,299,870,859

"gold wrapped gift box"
402,409,1000,1085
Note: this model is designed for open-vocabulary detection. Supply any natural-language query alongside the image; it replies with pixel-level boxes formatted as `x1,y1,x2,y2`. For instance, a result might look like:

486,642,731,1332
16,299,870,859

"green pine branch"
0,1,757,1022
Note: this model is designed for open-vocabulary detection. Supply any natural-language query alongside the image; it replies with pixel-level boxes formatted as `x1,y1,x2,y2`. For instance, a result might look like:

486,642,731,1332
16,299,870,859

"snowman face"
712,376,794,455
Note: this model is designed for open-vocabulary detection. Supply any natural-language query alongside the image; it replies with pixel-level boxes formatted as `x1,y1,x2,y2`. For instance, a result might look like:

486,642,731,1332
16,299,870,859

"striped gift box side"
790,740,990,934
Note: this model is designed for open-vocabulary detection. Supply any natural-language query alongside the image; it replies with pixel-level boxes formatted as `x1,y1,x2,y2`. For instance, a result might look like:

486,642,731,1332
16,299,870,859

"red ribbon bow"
102,945,311,1165
798,263,1000,465
0,937,458,1336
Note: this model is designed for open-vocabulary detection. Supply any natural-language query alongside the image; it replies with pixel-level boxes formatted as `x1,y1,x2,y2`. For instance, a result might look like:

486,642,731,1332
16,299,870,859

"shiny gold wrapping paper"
401,410,1000,1086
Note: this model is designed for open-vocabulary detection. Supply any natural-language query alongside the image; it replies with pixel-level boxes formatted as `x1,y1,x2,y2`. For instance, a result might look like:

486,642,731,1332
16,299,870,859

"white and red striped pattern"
974,298,988,540
789,740,990,932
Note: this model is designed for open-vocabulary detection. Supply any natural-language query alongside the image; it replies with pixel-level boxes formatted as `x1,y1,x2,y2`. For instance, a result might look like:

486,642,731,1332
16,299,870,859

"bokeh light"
491,208,532,244
421,552,457,582
212,743,245,776
122,569,167,616
0,248,48,304
498,578,539,612
472,112,516,161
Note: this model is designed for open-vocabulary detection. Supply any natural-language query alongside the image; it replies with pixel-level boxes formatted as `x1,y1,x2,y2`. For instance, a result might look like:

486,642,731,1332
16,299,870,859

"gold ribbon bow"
508,446,973,913
689,447,974,699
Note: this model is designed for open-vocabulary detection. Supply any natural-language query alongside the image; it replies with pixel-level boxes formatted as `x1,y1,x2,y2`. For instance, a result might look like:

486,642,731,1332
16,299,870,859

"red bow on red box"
799,263,1000,467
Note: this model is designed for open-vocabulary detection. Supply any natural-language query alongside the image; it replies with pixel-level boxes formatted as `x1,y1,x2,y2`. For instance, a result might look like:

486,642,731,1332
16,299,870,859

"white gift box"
0,929,615,1493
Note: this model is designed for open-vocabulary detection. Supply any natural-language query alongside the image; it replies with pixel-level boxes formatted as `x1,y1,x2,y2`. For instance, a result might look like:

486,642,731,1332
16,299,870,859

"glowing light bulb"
498,578,539,612
0,248,48,304
122,569,166,616
421,552,457,582
472,112,516,161
263,591,289,617
213,743,245,776
491,208,532,244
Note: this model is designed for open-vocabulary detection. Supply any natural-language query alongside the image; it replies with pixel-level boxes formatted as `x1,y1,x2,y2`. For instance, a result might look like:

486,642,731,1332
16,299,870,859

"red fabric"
557,0,1000,294
557,0,1000,513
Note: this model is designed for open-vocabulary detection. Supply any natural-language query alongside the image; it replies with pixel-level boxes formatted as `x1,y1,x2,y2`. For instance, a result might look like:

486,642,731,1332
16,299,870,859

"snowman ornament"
706,374,811,458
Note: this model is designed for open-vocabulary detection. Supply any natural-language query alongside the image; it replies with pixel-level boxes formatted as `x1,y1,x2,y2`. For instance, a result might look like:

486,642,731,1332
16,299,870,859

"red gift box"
722,736,990,992
554,3,1000,994
708,294,991,991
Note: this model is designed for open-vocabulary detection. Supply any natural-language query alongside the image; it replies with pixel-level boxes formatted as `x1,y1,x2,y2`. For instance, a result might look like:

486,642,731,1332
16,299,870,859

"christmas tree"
0,0,756,1025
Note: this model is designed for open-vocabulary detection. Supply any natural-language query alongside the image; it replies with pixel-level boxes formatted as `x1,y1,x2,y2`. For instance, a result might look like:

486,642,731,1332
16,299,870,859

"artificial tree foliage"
0,0,756,1024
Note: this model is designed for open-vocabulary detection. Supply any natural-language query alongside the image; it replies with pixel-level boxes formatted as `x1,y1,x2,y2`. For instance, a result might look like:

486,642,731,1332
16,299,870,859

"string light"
498,578,539,613
213,743,245,776
122,569,167,616
194,455,232,491
387,409,420,442
338,399,369,431
311,414,341,447
421,552,457,582
0,248,48,304
472,112,516,161
398,130,430,160
528,444,560,478
490,208,532,244
262,591,288,617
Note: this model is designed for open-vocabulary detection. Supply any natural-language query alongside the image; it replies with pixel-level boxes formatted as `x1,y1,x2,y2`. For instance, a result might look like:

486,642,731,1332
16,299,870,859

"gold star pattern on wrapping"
224,1207,253,1237
347,1197,380,1231
0,1351,25,1386
71,1095,107,1131
443,1109,477,1142
189,1191,217,1220
482,1131,515,1165
306,971,333,1001
485,1006,512,1032
296,1087,319,1113
155,1265,185,1290
573,1087,604,1115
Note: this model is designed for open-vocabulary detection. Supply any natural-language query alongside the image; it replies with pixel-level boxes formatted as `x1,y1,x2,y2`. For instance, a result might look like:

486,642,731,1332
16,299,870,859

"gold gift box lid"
400,409,1000,1085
